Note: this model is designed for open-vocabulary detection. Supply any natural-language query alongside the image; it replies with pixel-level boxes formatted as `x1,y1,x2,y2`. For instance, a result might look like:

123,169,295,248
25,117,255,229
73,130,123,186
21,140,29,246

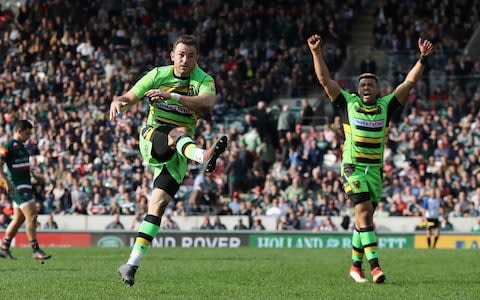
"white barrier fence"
34,215,479,233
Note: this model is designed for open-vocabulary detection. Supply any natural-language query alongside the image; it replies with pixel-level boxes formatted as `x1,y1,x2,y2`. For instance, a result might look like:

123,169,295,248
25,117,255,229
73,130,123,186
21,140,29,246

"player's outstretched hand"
307,34,322,53
418,38,433,56
109,97,128,121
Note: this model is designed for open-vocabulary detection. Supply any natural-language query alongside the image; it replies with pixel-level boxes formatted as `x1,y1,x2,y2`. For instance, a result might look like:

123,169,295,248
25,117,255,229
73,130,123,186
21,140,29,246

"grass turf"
1,248,478,299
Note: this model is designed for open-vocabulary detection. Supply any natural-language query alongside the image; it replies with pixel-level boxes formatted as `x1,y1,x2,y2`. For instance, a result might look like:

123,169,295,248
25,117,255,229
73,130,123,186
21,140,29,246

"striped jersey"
131,65,215,135
334,90,401,166
0,139,31,188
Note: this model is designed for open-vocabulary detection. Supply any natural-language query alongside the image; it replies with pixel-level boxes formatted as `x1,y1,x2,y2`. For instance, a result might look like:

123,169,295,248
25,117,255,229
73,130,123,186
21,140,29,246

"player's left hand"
145,89,171,100
0,179,14,194
418,38,433,56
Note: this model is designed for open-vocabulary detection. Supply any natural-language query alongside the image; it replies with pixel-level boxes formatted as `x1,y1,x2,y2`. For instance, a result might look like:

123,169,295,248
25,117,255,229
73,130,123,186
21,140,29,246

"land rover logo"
97,236,125,247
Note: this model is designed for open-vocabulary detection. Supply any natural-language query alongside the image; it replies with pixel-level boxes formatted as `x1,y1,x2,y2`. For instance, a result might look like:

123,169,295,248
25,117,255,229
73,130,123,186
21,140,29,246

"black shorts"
154,167,180,199
426,218,440,229
144,124,176,162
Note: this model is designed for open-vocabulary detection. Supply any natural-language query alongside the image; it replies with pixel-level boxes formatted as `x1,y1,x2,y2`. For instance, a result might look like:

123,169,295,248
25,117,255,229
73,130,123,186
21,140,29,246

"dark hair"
357,73,378,83
173,34,199,51
15,119,33,132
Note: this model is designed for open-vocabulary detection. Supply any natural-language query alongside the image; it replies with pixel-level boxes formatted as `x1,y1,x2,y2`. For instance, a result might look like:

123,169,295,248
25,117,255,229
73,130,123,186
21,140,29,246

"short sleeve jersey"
334,89,401,166
131,65,215,135
0,139,31,187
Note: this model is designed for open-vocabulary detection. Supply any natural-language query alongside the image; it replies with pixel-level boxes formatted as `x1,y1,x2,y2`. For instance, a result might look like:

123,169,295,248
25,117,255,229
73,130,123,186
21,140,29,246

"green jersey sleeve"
198,75,216,95
130,68,158,99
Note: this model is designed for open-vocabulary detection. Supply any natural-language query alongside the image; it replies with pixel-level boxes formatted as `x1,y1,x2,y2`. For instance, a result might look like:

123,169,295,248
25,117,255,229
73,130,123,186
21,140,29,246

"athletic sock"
433,236,439,248
30,239,40,251
127,214,161,266
427,237,431,248
351,228,364,268
176,136,205,163
359,227,380,270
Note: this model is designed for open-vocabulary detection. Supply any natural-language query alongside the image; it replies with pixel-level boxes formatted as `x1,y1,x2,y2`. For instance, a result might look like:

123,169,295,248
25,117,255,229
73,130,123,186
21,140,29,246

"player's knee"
149,195,171,215
168,127,189,146
24,214,37,226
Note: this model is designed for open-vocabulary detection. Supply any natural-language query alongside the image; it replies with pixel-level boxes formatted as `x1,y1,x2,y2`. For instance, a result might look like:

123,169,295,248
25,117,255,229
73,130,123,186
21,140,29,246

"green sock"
127,214,161,266
351,228,364,267
359,229,380,269
176,136,204,163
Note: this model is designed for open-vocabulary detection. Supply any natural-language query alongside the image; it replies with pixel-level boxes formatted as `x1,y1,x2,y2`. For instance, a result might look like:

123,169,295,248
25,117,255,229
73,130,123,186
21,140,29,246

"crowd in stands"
0,0,479,232
373,0,480,115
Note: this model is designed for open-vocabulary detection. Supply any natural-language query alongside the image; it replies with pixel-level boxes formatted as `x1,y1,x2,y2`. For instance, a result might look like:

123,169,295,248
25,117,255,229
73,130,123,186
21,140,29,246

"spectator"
471,217,480,233
212,216,227,230
265,198,283,217
105,213,125,230
277,105,295,139
87,193,107,216
233,218,248,230
251,217,266,231
439,215,454,231
199,215,213,230
318,217,338,232
303,212,319,231
360,52,377,74
43,213,58,230
300,98,314,126
161,215,180,230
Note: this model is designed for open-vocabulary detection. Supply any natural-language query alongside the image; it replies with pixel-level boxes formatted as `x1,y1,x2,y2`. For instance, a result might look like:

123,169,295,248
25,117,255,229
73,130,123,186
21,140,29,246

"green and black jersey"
334,89,402,166
0,139,31,188
131,65,216,136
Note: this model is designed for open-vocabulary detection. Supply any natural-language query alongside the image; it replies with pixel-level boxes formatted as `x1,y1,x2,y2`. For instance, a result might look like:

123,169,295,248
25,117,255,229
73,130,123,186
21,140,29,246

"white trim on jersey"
12,162,30,168
16,184,32,190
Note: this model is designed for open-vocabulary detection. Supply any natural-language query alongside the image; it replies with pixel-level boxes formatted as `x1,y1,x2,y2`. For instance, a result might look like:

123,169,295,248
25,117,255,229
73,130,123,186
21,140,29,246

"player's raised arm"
308,34,341,101
394,38,434,105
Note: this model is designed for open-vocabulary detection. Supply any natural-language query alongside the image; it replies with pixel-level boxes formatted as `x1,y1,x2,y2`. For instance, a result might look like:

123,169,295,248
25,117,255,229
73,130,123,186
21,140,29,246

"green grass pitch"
1,248,478,299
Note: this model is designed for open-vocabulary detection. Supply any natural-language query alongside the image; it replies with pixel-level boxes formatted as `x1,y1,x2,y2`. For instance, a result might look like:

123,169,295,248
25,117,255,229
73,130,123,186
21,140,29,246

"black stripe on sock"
353,246,364,253
181,141,195,155
136,232,154,242
369,258,380,269
144,214,161,226
363,242,378,248
353,261,362,268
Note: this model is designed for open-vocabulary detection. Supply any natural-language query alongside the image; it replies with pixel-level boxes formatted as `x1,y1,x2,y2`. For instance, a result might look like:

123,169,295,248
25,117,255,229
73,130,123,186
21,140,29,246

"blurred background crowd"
0,0,479,231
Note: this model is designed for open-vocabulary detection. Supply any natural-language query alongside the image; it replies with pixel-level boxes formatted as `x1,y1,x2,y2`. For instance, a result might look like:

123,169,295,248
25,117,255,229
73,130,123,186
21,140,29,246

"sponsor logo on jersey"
155,102,193,116
352,119,384,128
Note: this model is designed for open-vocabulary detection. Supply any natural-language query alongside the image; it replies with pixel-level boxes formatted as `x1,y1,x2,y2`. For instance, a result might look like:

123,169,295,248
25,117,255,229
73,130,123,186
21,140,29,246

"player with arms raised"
308,34,433,283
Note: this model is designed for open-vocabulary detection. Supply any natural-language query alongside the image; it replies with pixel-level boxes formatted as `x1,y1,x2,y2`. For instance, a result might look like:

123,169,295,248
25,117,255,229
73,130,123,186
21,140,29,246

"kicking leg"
172,127,227,173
